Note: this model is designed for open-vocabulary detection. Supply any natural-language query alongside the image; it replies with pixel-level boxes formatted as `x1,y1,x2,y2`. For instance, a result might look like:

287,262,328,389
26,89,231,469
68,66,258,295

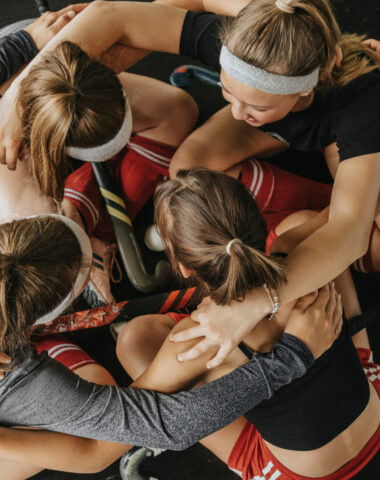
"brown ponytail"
222,0,376,91
154,168,286,305
0,217,81,371
19,41,125,200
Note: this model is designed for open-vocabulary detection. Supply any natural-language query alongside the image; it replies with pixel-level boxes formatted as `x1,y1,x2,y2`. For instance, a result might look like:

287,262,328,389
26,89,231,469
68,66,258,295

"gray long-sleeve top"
0,30,37,84
0,334,313,449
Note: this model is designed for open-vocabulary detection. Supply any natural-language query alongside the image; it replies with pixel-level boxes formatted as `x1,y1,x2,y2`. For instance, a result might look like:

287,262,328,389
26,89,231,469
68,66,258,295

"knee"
116,314,173,377
116,316,151,362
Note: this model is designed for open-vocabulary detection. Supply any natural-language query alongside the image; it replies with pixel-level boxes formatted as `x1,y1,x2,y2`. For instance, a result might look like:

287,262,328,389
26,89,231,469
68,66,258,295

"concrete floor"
0,1,379,479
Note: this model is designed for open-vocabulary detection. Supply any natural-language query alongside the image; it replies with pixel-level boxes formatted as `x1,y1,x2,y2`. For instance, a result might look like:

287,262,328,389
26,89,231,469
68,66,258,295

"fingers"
325,284,337,319
5,142,19,170
58,3,89,15
311,283,331,310
177,339,213,362
362,39,380,52
0,353,11,364
332,293,343,337
169,325,203,344
50,11,77,33
293,290,318,313
0,146,6,165
0,353,11,379
206,343,233,369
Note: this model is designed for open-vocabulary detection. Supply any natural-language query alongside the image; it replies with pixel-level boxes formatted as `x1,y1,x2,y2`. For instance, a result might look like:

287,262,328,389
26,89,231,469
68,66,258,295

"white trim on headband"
219,45,319,95
65,100,133,163
26,214,92,326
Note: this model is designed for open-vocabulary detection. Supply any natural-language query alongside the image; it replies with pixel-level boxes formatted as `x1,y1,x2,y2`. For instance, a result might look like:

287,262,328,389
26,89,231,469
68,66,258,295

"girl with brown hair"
0,36,198,303
0,214,337,479
0,0,377,365
115,168,379,480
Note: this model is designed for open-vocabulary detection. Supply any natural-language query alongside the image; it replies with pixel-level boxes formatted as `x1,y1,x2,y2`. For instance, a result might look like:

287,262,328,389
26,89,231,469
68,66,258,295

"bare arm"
156,0,250,15
172,154,379,366
270,207,330,255
169,105,287,176
0,428,128,474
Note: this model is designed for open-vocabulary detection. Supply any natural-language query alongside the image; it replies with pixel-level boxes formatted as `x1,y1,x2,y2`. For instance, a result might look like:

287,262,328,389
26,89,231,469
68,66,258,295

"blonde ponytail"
19,42,125,200
222,0,376,92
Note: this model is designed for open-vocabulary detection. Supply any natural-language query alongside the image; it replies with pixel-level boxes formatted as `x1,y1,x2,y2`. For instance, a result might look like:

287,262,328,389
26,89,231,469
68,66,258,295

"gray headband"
219,45,319,95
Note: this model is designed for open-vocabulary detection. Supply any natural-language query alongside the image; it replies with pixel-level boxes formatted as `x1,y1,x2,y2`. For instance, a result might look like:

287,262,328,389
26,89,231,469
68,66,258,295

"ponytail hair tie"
226,238,241,255
72,85,83,96
275,0,296,14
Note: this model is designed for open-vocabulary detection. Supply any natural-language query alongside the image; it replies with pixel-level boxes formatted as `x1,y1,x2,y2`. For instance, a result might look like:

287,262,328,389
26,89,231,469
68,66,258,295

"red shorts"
241,159,332,252
32,334,97,371
228,348,380,480
241,159,378,270
165,312,189,324
64,135,175,241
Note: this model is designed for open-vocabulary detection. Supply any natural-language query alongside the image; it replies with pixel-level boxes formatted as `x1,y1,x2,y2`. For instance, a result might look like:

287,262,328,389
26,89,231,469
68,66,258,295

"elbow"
353,224,372,260
169,139,210,178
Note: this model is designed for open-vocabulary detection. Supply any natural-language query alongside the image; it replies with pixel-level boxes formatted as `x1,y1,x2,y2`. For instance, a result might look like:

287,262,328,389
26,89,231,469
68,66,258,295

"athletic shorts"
64,135,175,241
165,312,189,324
32,334,98,371
228,348,380,480
241,159,332,253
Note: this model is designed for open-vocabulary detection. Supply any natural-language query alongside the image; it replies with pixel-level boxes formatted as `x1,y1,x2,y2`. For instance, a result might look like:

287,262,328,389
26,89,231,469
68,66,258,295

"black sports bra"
238,321,370,450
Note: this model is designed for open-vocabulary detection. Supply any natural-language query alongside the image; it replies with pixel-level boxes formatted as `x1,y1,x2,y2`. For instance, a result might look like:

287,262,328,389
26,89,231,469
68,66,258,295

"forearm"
271,207,330,255
156,0,250,15
2,339,312,451
0,428,128,473
277,154,379,305
6,1,186,96
280,215,369,304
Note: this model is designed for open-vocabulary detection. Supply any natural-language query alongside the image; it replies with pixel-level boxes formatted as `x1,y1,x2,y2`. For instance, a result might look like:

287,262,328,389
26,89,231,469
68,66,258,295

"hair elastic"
275,0,295,14
219,45,319,95
25,214,92,326
226,238,241,255
65,93,133,163
72,85,83,96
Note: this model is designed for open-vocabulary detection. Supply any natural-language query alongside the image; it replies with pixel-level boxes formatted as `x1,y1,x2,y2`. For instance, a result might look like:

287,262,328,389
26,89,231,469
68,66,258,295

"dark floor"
1,1,380,479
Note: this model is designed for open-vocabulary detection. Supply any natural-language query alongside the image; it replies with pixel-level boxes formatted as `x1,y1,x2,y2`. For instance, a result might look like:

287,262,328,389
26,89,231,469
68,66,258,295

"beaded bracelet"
263,283,280,321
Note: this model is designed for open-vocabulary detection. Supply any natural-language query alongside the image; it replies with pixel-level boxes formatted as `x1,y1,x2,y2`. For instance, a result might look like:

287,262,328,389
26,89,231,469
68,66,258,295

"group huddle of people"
0,1,379,479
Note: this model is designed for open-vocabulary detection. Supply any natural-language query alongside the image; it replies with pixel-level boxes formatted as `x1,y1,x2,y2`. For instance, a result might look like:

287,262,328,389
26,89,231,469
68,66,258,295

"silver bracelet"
263,283,280,321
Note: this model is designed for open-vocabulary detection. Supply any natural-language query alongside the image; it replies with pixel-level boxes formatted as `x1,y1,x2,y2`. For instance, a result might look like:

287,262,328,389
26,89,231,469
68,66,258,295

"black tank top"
239,321,370,450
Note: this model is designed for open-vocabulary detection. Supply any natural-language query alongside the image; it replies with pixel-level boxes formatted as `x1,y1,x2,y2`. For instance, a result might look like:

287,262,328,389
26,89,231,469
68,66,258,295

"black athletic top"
238,320,370,450
180,11,380,162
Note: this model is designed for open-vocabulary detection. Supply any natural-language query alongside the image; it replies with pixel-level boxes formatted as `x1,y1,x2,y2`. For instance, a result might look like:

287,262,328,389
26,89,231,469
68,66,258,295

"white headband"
26,214,92,326
65,99,133,162
220,45,319,95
